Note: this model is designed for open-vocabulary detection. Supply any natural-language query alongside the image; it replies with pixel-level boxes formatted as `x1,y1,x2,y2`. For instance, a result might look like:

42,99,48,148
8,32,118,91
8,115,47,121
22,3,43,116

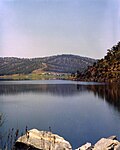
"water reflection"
0,84,87,96
0,82,120,112
0,81,120,149
85,84,120,112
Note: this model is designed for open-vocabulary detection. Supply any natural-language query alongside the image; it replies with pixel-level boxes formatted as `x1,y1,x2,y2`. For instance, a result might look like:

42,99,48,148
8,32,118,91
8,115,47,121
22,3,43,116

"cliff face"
80,42,120,83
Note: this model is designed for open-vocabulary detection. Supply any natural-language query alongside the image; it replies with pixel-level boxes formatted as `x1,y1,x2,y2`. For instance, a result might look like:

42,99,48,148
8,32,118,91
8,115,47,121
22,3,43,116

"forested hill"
0,54,96,75
79,42,120,83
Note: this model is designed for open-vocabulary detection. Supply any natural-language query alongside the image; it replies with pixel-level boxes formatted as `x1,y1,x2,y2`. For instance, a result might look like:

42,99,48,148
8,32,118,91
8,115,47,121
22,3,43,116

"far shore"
0,73,70,81
0,73,119,84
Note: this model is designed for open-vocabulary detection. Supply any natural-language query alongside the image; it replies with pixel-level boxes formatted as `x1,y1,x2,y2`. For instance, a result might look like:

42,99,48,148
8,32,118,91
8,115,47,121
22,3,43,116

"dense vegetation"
0,54,96,75
76,42,120,83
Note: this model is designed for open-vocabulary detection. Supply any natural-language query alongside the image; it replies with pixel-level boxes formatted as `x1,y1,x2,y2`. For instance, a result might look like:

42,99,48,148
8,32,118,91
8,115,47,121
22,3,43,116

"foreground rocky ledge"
15,129,120,150
15,129,72,150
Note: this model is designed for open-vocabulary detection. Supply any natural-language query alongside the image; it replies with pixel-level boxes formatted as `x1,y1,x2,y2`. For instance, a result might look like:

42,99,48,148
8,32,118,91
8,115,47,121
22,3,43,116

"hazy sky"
0,0,120,58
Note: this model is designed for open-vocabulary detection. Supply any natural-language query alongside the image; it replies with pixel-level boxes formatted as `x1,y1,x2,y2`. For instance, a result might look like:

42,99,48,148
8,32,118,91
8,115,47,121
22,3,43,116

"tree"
76,70,81,78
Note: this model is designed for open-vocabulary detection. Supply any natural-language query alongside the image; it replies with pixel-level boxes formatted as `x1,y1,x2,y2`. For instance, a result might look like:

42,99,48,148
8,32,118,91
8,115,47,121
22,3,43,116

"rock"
108,135,117,140
75,136,120,150
75,142,92,150
115,143,120,150
15,129,72,150
93,138,120,150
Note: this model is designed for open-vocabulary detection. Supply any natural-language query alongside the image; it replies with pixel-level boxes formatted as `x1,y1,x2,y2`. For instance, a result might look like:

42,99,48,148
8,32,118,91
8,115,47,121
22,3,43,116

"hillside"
0,54,96,75
78,42,120,83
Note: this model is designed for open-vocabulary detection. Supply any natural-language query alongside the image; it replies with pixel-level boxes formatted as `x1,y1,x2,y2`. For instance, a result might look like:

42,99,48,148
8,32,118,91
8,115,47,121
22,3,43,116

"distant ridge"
0,54,96,75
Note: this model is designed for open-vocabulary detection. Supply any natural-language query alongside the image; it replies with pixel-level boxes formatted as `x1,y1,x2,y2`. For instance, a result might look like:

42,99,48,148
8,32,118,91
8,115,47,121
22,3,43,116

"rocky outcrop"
15,129,120,150
15,129,72,150
76,136,120,150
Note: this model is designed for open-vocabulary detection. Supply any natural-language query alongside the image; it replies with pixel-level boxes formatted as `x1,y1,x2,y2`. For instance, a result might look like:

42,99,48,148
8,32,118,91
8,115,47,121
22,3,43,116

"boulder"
15,129,72,150
93,138,120,150
76,136,120,150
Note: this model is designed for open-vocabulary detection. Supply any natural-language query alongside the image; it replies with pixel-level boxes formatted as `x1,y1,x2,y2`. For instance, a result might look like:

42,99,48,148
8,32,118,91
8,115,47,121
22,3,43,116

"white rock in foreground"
75,136,120,150
75,142,92,150
15,129,72,150
93,138,120,150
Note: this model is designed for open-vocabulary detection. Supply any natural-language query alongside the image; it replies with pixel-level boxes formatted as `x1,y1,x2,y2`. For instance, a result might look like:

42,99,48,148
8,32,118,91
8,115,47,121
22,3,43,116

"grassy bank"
0,73,70,80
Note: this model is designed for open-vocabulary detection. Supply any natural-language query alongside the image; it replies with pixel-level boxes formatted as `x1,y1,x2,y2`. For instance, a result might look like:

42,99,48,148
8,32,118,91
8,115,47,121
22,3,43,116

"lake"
0,80,120,149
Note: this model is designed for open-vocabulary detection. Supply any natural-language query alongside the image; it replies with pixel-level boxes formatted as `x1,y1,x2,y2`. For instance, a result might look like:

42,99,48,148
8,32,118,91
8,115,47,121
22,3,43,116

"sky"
0,0,120,59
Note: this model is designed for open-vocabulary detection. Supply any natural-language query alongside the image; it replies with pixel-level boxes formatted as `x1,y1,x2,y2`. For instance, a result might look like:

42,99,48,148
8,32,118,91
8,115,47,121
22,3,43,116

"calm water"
0,80,120,149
